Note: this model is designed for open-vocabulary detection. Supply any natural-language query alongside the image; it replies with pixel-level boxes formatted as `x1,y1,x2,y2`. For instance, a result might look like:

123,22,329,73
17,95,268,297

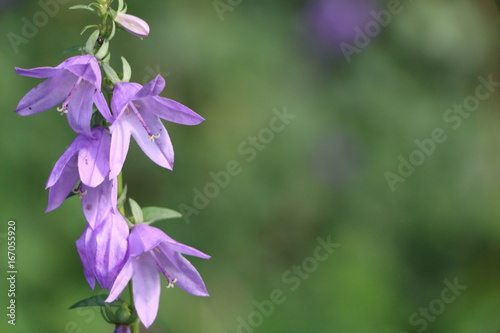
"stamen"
72,184,87,198
166,278,177,288
129,103,160,140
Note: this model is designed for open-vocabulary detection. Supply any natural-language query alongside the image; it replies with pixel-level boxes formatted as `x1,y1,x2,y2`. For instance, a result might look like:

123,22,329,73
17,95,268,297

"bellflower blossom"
115,12,150,38
76,210,129,290
106,224,210,328
45,126,112,217
109,75,204,178
14,55,112,135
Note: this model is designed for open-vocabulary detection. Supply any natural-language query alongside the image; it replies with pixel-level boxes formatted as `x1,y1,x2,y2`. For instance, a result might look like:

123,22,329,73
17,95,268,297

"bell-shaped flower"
46,126,111,215
14,55,112,135
106,224,210,328
109,75,204,178
76,211,129,290
115,13,150,38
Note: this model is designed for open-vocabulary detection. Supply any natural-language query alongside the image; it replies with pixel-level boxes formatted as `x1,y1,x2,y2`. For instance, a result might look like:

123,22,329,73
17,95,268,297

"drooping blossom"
76,211,129,290
45,126,111,216
109,75,204,178
14,55,112,135
115,13,150,38
106,224,210,328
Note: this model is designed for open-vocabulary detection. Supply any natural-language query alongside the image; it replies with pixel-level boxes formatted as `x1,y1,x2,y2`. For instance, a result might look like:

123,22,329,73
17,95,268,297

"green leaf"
85,30,100,54
129,198,144,224
63,45,83,54
121,56,131,82
69,4,97,13
95,40,109,60
80,24,99,36
102,63,120,86
142,207,182,224
69,295,123,309
117,0,125,13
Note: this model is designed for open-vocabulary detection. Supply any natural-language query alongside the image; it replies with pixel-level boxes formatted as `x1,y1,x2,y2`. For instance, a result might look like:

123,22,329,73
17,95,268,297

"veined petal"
129,116,174,170
46,135,87,188
142,96,204,125
132,253,161,328
133,75,165,100
109,120,132,179
82,177,117,229
106,259,134,302
128,224,166,256
92,212,129,289
111,82,141,122
15,66,59,79
66,80,96,136
156,248,209,296
76,226,96,290
78,127,110,187
61,55,101,84
46,155,79,212
14,71,76,116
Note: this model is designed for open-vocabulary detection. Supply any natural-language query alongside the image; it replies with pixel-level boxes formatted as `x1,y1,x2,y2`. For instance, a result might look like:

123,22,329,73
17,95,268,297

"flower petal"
111,82,141,122
66,80,96,136
14,71,76,116
46,135,86,188
133,75,165,100
109,119,132,179
91,212,129,289
82,177,117,229
156,247,209,296
93,89,114,123
46,155,79,212
78,127,110,187
107,259,134,302
142,96,204,125
115,13,150,38
15,66,59,79
132,253,161,328
62,55,101,84
76,226,96,290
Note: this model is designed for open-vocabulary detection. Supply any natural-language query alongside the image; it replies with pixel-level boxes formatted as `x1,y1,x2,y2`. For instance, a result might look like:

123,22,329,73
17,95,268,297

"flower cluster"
13,3,209,330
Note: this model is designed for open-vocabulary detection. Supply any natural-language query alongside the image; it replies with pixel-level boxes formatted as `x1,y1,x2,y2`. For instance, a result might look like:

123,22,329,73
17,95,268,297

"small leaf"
80,24,99,36
63,45,83,54
95,40,109,60
69,4,97,13
69,295,123,309
142,207,182,224
129,198,144,224
121,56,131,82
85,30,100,54
102,63,120,86
117,0,125,13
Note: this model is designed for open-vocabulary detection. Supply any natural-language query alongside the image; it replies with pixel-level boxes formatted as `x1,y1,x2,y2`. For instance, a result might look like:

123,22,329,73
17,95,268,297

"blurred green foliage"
0,0,500,332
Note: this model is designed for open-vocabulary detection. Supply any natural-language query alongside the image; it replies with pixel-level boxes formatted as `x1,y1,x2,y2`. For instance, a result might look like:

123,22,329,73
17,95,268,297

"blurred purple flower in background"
301,0,378,60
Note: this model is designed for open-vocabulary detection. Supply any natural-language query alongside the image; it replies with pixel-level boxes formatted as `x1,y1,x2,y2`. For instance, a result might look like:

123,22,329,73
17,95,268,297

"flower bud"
115,13,150,38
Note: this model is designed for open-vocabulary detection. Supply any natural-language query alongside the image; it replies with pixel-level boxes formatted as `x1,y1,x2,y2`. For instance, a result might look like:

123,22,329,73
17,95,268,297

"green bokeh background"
1,0,500,332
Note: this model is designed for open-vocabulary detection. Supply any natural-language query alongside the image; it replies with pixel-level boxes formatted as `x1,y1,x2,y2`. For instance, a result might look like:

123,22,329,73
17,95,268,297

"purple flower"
45,126,112,218
106,224,210,328
115,13,150,38
14,55,112,135
76,211,129,290
114,325,130,333
109,75,204,178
